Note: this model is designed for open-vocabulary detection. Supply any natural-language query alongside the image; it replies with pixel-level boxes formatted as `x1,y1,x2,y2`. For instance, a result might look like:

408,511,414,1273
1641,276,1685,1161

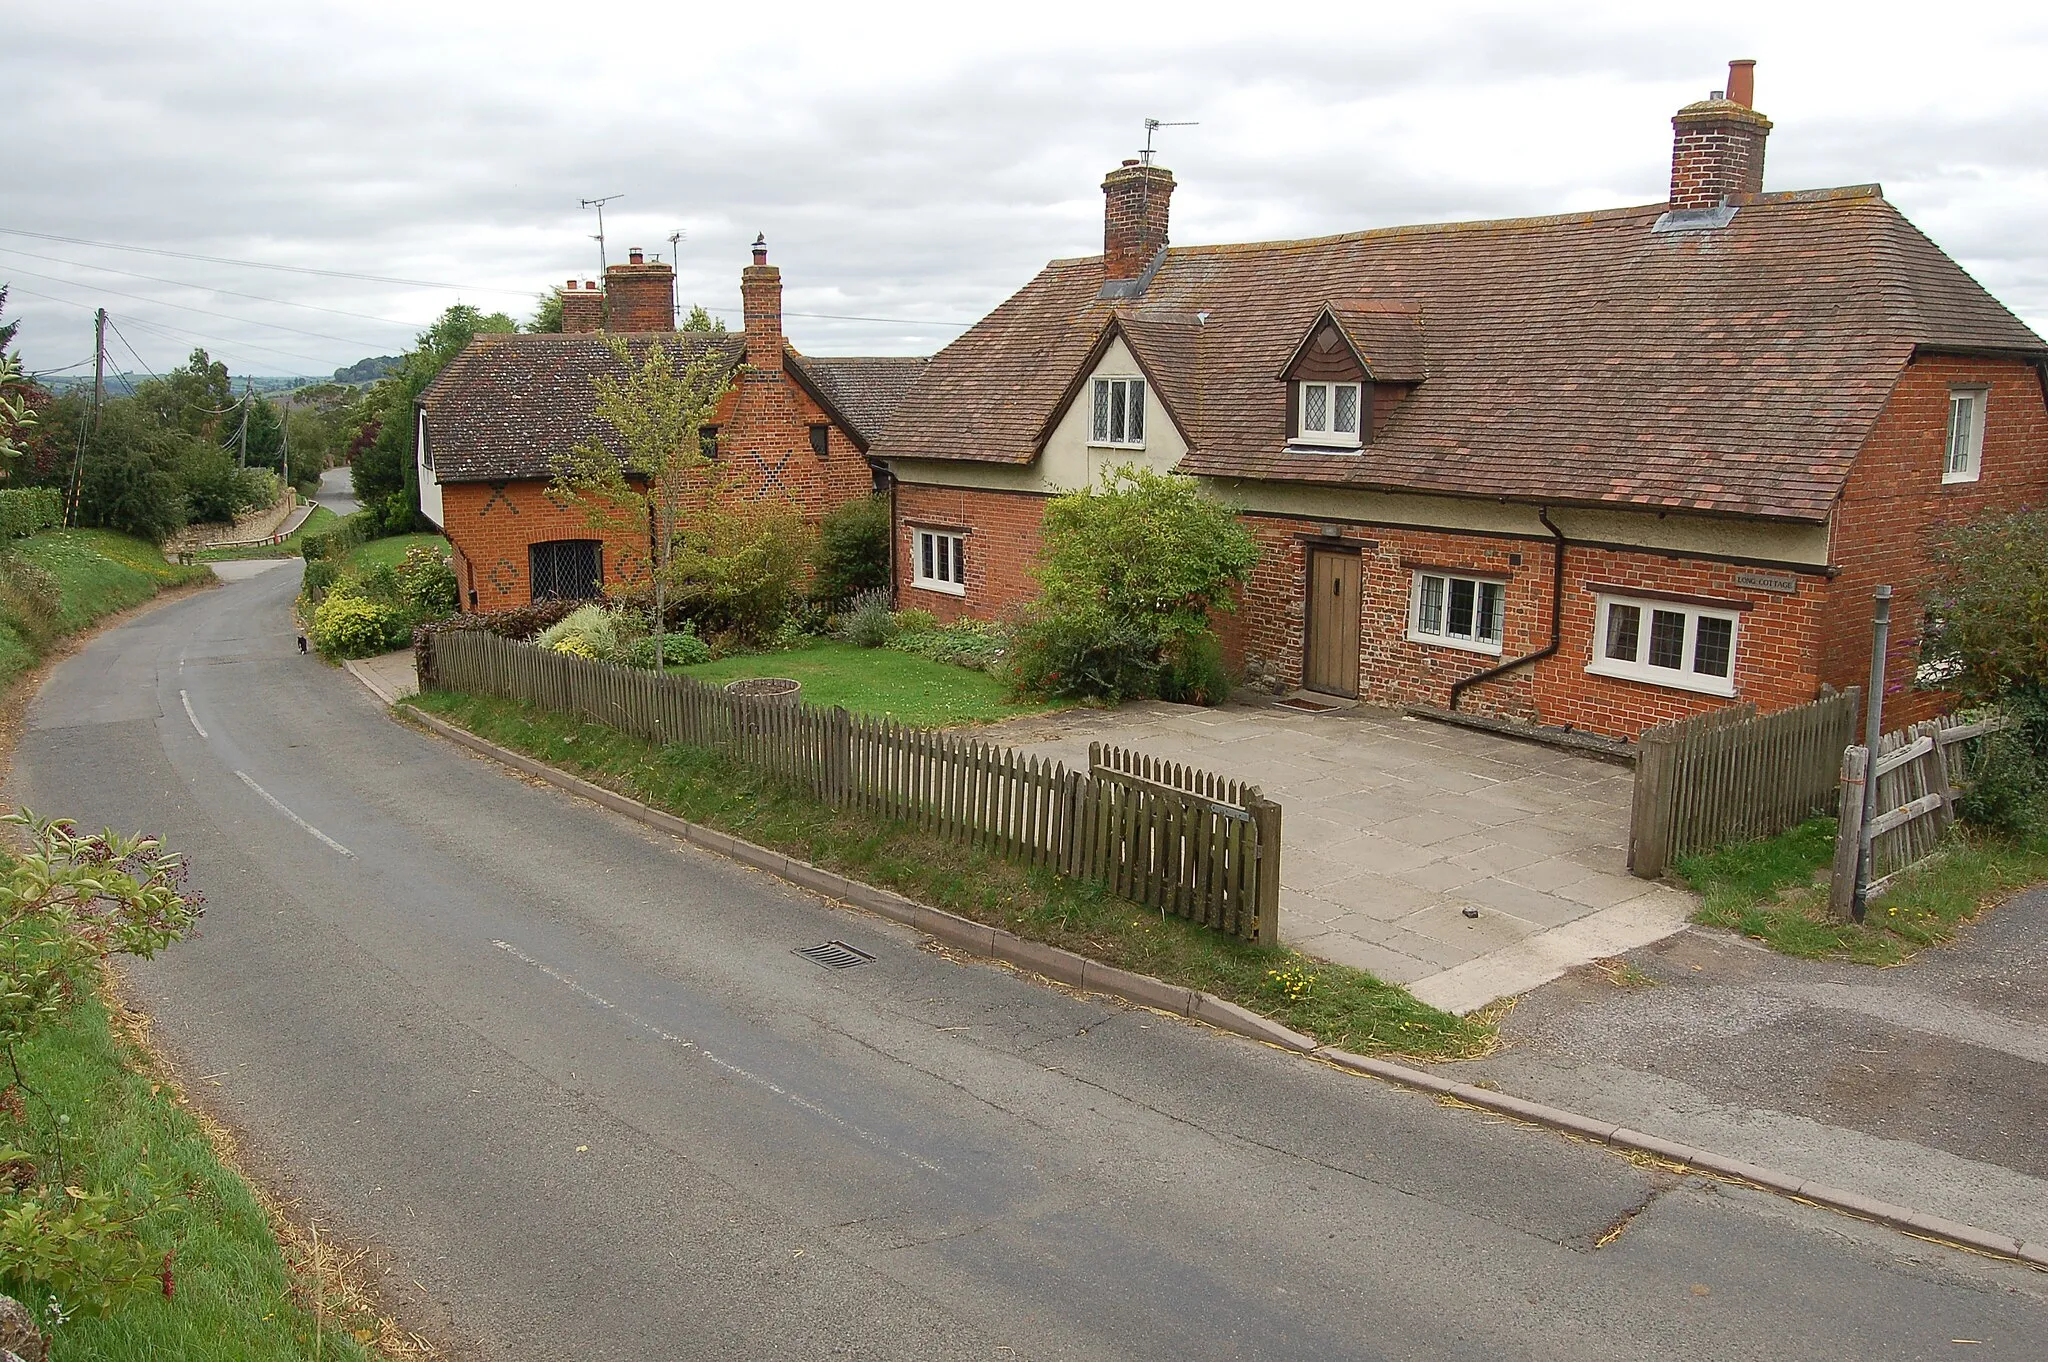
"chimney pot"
1727,58,1756,108
1710,89,1725,101
628,247,644,265
751,233,768,266
566,279,578,289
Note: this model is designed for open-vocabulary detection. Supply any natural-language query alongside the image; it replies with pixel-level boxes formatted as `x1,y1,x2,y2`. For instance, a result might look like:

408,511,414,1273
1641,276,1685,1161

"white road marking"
235,771,355,858
180,690,208,739
491,939,942,1175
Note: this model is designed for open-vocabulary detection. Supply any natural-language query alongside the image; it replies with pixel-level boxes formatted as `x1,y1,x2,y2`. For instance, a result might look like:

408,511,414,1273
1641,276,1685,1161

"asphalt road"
11,564,2047,1360
313,464,361,516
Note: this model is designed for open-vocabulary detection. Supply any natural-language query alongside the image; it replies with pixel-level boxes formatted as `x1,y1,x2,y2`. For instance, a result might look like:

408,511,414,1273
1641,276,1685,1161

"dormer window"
1090,376,1146,448
1296,381,1363,449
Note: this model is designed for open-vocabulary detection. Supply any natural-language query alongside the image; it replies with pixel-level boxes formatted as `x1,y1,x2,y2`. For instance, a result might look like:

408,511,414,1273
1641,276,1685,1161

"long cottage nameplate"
1733,571,1800,594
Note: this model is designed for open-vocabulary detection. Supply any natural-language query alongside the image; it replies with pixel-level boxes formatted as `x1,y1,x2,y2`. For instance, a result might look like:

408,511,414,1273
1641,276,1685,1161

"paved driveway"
974,699,1695,1011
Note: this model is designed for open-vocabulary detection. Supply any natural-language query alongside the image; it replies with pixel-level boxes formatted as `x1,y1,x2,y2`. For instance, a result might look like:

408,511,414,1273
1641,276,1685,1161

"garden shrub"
301,509,377,562
308,589,409,658
670,503,817,643
0,489,62,541
625,625,712,669
890,614,1011,673
840,594,897,648
413,598,579,645
535,603,624,661
1160,632,1233,706
1011,466,1256,704
299,556,339,602
813,495,891,602
395,543,458,616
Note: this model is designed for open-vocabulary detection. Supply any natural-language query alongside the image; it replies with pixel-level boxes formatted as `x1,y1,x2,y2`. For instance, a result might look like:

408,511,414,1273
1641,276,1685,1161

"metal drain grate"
794,940,875,970
1276,696,1341,712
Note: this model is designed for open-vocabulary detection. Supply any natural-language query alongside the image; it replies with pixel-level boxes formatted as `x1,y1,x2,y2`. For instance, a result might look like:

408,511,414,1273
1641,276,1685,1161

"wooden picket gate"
1828,712,2010,915
420,630,1281,941
1628,690,1861,878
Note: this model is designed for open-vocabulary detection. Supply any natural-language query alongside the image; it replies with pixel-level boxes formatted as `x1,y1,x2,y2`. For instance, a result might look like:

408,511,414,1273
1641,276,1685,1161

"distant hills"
333,355,400,384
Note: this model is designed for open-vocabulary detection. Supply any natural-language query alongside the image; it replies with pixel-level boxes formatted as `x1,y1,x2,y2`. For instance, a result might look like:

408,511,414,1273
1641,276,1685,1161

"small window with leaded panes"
1587,594,1738,696
1296,380,1363,449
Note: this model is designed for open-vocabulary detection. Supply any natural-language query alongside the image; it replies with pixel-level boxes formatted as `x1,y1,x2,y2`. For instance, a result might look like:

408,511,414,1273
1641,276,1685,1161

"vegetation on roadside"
0,820,376,1359
0,530,209,691
1678,815,2048,965
301,536,456,660
404,688,1495,1060
195,505,339,562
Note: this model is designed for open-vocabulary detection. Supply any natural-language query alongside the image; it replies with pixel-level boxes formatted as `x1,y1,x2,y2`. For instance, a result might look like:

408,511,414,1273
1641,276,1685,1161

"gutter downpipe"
1448,508,1567,712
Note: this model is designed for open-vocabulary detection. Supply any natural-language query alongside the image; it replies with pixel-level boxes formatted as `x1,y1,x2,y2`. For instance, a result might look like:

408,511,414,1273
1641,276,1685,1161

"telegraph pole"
66,309,107,527
237,378,251,467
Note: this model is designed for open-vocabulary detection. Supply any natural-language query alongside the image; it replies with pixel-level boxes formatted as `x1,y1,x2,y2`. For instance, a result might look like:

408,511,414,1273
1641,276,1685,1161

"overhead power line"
0,244,424,330
0,264,391,351
2,225,979,330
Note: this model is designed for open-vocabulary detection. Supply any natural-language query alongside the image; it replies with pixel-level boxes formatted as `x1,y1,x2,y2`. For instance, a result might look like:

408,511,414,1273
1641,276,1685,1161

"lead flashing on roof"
1098,244,1170,300
1652,204,1739,234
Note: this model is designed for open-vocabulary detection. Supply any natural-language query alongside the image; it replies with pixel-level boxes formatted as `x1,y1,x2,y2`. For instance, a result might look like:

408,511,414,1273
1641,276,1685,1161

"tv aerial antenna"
1141,118,1197,167
580,193,625,275
666,229,686,325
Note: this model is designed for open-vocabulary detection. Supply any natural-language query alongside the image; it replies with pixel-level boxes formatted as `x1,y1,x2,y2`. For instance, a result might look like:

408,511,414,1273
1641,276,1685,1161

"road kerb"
394,702,2048,1273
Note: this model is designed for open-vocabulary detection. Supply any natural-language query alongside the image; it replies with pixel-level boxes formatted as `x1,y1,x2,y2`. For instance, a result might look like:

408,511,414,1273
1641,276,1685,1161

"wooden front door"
1305,549,1362,697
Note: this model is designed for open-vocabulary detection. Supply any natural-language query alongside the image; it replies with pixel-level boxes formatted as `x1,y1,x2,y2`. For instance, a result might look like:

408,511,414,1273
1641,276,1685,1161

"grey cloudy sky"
7,0,2046,377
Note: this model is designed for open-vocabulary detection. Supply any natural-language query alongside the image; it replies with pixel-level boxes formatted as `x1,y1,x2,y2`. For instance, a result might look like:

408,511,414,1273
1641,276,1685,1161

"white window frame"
1586,594,1739,697
1944,386,1987,484
911,527,966,596
1295,380,1364,450
1089,376,1146,449
1406,571,1506,656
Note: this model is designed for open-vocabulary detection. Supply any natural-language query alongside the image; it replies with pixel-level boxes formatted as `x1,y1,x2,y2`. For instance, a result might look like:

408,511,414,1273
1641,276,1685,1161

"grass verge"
1678,815,2048,965
403,687,1496,1059
196,506,339,562
0,979,377,1360
336,533,447,577
680,639,1059,728
2,531,212,691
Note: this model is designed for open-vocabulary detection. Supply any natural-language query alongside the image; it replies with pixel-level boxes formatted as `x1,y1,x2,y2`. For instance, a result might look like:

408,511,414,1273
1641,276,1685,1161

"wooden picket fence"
420,630,1281,941
1828,712,2010,915
1628,690,1861,879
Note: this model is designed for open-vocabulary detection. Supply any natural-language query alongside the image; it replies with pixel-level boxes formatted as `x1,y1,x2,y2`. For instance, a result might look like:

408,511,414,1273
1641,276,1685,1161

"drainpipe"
1449,508,1567,712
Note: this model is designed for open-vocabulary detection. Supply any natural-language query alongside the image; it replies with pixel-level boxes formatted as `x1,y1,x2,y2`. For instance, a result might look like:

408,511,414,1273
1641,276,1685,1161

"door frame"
1301,544,1363,699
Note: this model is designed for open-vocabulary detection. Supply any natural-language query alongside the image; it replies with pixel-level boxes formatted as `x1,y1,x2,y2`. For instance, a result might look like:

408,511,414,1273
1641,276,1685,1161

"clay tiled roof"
873,186,2046,522
419,332,743,484
789,354,929,447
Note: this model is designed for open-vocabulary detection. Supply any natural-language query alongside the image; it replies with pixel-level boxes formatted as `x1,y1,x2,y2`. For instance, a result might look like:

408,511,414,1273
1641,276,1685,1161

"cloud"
4,0,2044,375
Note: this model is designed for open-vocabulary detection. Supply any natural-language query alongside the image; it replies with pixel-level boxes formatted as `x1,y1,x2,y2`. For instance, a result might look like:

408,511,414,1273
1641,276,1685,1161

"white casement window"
1296,380,1363,449
1587,595,1739,696
1408,571,1506,655
912,528,966,595
1944,387,1987,483
1090,376,1146,448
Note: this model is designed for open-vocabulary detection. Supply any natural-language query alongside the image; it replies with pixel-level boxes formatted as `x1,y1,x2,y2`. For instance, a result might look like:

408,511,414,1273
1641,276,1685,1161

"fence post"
1250,796,1282,945
1830,743,1867,920
1912,719,1956,835
1851,585,1892,923
1628,730,1674,879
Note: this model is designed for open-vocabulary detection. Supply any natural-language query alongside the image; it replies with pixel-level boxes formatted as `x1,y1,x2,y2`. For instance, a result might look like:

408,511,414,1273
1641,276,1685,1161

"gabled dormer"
1277,302,1427,453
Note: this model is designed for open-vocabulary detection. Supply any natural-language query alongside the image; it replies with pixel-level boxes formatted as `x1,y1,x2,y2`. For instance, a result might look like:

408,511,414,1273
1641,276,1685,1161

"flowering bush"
308,589,409,658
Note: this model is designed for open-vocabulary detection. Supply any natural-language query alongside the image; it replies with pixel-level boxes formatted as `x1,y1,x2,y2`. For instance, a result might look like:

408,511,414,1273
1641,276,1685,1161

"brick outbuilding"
871,61,2048,740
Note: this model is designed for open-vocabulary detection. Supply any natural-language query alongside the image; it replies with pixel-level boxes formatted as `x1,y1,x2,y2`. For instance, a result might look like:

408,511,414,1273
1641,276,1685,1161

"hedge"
301,509,378,562
0,489,64,542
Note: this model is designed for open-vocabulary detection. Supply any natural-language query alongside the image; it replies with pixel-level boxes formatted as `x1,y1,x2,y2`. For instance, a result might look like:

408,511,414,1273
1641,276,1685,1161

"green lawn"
0,987,374,1360
680,640,1058,727
1,530,211,690
1678,815,2048,964
406,688,1498,1060
195,505,339,562
337,531,447,575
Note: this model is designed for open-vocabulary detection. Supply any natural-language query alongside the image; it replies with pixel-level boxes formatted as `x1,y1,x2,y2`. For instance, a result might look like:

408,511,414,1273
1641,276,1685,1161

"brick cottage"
870,60,2048,740
417,241,925,610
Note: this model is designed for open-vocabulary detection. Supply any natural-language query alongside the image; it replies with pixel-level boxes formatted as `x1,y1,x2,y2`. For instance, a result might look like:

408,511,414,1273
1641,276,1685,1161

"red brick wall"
1235,513,1828,739
1101,163,1174,281
603,258,674,332
1669,104,1770,211
442,479,649,611
1819,355,2048,725
892,483,1050,623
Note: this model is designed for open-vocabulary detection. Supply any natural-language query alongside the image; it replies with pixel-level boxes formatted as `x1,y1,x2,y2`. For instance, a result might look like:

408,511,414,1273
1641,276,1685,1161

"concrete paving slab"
972,698,1691,1011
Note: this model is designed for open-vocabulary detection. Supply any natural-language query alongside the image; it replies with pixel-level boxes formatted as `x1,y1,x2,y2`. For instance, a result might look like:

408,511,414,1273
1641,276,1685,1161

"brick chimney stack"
1669,59,1772,211
602,248,676,332
741,234,783,376
1102,159,1175,282
561,278,603,334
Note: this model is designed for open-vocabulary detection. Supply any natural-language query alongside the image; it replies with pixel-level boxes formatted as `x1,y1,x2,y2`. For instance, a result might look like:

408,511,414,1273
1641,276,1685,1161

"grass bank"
336,532,447,577
196,505,339,562
405,687,1495,1060
1,530,211,691
0,983,378,1360
679,640,1058,728
1677,815,2048,964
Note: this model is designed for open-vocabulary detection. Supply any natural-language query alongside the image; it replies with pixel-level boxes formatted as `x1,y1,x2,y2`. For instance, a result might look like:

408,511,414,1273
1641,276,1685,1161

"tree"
814,494,890,601
526,288,565,334
1923,510,2048,703
1012,466,1258,703
548,335,734,672
0,355,34,472
354,305,516,532
133,349,232,441
681,304,727,333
